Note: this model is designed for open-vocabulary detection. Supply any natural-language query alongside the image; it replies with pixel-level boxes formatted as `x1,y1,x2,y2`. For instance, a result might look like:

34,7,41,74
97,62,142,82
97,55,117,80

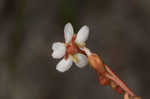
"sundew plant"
51,23,141,99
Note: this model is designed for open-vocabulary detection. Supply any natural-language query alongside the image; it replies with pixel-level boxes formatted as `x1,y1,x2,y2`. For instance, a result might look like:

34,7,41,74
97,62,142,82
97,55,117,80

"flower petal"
52,42,65,50
52,50,64,59
64,22,74,43
56,58,73,72
52,42,66,59
75,25,89,44
75,53,88,68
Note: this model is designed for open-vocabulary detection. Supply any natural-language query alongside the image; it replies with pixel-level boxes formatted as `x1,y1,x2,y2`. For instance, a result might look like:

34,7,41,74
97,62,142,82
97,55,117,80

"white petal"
52,50,64,59
75,53,88,68
52,42,66,59
56,58,73,72
64,22,74,43
75,25,89,44
52,42,65,50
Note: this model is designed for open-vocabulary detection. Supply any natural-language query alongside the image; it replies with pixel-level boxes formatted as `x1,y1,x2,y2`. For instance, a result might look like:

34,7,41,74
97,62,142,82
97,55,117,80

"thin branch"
105,65,135,97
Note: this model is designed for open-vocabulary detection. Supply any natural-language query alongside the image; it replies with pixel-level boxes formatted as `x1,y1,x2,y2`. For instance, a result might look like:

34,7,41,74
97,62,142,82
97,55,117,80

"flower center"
64,34,87,60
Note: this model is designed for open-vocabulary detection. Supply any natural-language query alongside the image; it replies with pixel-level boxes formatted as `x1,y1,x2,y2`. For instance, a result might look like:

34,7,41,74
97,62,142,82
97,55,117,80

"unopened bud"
115,86,123,94
98,75,110,86
88,53,106,75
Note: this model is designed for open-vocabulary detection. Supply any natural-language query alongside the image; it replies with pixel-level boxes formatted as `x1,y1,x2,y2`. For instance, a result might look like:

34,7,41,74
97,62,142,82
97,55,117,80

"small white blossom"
52,22,90,72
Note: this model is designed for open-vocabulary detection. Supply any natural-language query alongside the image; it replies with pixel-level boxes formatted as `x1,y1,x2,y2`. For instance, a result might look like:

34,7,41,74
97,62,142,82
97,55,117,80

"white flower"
52,22,90,72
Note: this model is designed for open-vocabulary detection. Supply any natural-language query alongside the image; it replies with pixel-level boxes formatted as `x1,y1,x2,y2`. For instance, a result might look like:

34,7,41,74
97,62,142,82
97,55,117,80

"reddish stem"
104,65,135,97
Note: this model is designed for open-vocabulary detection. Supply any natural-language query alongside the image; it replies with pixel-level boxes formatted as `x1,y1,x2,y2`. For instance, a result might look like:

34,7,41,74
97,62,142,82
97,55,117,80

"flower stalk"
85,50,141,99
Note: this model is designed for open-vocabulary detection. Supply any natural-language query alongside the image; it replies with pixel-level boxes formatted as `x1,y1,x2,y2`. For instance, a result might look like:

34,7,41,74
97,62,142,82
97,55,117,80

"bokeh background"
0,0,150,99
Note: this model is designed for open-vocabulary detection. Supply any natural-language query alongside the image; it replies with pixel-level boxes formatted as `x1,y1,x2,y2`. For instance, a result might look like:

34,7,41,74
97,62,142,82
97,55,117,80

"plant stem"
104,65,135,97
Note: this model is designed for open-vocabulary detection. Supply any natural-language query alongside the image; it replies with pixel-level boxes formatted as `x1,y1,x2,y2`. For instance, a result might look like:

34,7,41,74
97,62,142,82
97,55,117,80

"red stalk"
104,65,135,97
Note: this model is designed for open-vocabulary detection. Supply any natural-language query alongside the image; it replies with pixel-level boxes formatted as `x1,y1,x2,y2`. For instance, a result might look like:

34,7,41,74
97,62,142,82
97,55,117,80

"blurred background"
0,0,150,99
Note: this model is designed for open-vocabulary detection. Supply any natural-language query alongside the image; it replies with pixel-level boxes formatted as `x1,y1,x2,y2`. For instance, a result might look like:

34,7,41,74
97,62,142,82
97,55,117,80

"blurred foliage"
60,0,78,31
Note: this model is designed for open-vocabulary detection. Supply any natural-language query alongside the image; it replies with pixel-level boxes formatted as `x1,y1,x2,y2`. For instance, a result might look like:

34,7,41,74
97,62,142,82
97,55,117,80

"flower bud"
88,53,106,75
115,86,123,94
98,75,110,86
110,81,123,94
